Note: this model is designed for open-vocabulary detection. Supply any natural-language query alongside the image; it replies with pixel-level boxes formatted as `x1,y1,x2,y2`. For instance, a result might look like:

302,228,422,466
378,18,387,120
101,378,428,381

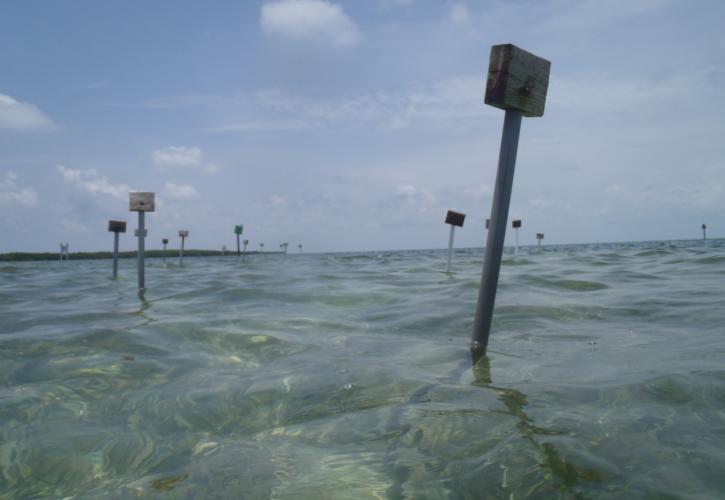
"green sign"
234,224,243,235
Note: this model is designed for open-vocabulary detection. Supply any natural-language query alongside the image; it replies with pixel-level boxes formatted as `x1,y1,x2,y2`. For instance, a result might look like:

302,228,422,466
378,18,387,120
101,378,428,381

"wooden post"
512,219,522,256
536,232,544,247
108,220,127,278
178,230,188,265
472,44,550,358
235,224,243,256
702,224,707,241
444,210,466,273
130,192,155,293
243,239,249,260
162,238,168,264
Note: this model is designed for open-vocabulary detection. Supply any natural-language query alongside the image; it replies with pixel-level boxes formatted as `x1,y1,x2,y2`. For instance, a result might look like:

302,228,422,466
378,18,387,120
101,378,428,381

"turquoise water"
1,240,724,498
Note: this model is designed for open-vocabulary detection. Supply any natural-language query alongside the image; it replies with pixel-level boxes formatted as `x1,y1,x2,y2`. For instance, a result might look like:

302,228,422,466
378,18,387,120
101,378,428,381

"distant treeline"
0,250,281,262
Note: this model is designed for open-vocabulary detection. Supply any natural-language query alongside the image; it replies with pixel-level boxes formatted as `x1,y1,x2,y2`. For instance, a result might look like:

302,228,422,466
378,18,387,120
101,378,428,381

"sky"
1,0,724,253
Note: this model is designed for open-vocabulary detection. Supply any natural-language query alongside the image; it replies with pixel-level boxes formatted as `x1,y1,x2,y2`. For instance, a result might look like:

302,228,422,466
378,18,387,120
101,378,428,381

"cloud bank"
260,0,360,48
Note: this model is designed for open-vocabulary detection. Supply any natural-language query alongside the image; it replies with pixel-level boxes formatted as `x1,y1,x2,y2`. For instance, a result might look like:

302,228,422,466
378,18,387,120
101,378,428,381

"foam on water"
1,239,724,497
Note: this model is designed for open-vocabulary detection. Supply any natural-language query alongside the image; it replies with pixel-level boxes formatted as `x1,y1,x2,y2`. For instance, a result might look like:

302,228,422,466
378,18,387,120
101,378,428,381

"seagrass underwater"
1,239,724,497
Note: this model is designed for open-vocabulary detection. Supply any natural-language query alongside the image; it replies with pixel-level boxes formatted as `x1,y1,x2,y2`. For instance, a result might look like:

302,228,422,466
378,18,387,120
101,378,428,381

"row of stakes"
58,45,713,359
444,210,545,273
106,192,302,292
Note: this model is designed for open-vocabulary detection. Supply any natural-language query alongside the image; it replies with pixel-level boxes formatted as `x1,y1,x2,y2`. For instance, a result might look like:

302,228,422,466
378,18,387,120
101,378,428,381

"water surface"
1,240,724,498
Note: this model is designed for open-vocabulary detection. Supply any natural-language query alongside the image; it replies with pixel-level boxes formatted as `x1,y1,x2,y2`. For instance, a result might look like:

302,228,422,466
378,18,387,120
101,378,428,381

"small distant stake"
702,223,707,241
512,219,522,256
472,43,551,359
445,210,466,273
59,243,69,262
162,238,169,265
242,239,249,260
536,232,544,247
234,224,243,256
178,230,189,265
260,243,264,253
222,245,227,256
108,220,127,278
298,243,303,253
130,192,155,293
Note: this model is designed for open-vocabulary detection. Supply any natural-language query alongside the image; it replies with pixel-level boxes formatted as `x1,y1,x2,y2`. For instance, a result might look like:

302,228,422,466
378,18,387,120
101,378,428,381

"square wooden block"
536,233,544,239
108,220,127,233
179,230,189,238
162,238,169,245
129,192,155,212
445,210,466,227
485,44,551,118
512,219,522,228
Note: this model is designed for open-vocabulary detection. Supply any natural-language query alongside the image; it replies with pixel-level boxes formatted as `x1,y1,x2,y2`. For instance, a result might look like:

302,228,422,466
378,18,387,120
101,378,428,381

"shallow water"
1,240,724,498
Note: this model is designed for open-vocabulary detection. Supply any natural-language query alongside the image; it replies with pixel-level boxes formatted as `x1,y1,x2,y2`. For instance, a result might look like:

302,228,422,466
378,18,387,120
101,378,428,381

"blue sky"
1,0,724,253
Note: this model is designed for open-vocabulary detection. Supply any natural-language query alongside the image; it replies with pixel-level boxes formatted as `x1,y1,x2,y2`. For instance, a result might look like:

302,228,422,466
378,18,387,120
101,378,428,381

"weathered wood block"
512,219,522,228
445,210,466,227
536,233,544,239
234,225,243,235
179,230,189,238
129,192,155,212
485,44,551,118
162,238,169,245
108,220,127,233
243,240,249,245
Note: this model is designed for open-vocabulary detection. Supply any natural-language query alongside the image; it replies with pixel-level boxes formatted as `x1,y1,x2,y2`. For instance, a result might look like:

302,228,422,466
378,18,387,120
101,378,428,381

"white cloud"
450,2,470,24
0,172,38,207
270,194,287,207
57,165,131,200
396,184,437,213
152,146,203,167
260,0,361,48
0,93,56,132
207,77,492,134
162,182,199,201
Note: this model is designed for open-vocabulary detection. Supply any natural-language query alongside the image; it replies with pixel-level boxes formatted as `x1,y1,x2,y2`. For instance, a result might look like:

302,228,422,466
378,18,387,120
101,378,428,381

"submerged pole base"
470,340,488,365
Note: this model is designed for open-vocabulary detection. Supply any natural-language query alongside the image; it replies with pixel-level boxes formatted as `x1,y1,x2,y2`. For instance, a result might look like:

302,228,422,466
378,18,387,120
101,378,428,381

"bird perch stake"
108,220,127,278
162,238,168,265
445,210,466,273
512,219,522,256
472,44,550,358
130,192,155,292
235,224,243,256
179,230,189,265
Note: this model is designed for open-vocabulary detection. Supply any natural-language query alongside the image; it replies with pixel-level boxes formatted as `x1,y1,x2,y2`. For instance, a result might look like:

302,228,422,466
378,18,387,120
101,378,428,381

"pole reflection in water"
471,355,603,495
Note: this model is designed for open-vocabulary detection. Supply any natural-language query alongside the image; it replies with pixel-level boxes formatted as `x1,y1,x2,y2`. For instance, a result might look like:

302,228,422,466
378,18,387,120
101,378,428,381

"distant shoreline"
0,250,285,262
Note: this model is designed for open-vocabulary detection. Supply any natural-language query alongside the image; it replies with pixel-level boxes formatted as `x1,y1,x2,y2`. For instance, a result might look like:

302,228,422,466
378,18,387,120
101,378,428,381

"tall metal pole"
237,234,241,256
472,109,522,353
446,225,455,273
514,227,519,257
137,211,145,291
113,231,120,278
